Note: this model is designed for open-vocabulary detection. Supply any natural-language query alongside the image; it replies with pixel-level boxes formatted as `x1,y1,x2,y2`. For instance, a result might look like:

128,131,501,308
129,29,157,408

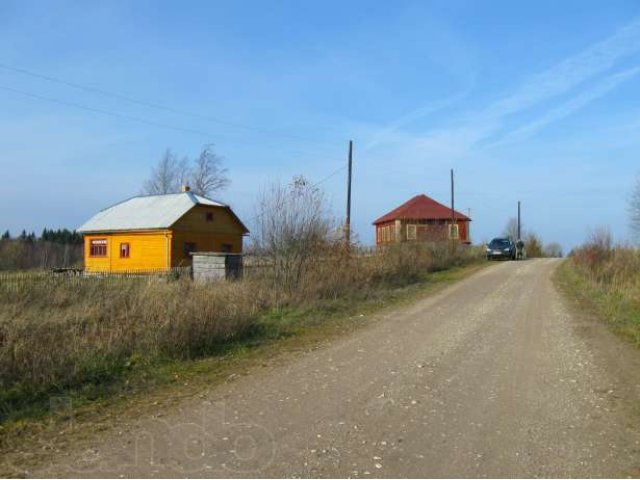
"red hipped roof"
373,194,471,225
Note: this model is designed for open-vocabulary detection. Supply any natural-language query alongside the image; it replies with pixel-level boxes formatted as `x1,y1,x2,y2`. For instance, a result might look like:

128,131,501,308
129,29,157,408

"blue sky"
1,0,640,250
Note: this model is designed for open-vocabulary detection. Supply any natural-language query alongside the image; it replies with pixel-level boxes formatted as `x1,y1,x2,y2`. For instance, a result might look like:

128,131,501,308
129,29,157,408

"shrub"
565,232,640,347
572,227,615,281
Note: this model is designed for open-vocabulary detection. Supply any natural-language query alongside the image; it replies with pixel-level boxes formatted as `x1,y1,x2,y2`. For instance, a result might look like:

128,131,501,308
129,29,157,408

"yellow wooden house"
77,188,249,273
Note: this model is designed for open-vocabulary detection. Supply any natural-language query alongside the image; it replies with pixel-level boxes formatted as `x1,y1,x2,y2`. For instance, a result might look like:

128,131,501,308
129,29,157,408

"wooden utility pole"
517,201,521,240
345,140,353,244
450,169,456,249
450,169,455,223
450,169,455,234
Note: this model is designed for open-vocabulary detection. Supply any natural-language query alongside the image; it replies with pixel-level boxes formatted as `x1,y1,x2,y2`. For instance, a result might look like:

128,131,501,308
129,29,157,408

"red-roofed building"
373,194,471,246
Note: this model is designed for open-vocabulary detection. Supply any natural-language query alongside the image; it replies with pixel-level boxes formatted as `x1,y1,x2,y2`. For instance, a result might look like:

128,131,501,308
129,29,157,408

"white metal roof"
77,192,228,233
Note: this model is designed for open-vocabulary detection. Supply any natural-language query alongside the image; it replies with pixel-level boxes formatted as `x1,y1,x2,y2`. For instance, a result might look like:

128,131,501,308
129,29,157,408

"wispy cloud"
488,66,640,147
364,86,473,150
487,17,640,119
364,16,640,152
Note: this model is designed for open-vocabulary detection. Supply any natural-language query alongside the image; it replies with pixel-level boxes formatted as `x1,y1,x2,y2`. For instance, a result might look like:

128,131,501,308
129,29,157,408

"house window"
449,223,460,240
221,243,232,253
205,212,214,222
407,224,417,240
183,242,197,258
120,243,130,258
89,239,107,257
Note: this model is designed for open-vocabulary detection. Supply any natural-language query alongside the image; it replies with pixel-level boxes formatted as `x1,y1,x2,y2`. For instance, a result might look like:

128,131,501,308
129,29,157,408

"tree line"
0,229,83,271
501,218,563,258
2,228,83,244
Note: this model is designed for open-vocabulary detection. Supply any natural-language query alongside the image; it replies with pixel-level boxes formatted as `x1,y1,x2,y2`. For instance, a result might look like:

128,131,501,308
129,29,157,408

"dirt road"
29,259,640,477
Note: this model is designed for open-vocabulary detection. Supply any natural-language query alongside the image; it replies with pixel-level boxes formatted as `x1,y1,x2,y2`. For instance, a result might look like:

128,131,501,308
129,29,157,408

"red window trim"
89,238,108,257
120,242,130,258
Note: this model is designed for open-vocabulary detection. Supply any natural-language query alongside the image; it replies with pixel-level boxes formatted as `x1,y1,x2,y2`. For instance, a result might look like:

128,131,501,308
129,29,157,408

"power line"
0,68,353,228
0,82,350,201
0,84,224,138
0,62,338,150
0,83,342,161
315,164,347,186
0,81,350,229
245,164,348,226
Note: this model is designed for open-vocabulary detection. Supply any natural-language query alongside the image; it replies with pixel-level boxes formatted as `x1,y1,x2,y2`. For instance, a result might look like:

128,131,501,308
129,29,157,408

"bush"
565,229,640,346
571,227,615,280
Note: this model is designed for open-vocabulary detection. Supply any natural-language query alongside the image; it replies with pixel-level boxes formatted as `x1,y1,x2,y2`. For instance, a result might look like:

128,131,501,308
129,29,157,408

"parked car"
486,237,516,260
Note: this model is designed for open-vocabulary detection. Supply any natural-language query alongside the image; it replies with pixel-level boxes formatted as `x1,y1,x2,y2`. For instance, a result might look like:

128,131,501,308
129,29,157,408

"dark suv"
486,237,516,260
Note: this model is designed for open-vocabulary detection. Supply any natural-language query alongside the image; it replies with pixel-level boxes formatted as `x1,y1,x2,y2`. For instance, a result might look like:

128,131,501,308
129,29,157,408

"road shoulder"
554,261,640,448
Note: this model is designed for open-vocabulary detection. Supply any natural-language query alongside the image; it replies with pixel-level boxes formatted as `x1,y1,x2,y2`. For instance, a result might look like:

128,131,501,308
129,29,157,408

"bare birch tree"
142,149,188,195
190,145,230,197
503,217,520,241
142,145,229,197
176,155,191,191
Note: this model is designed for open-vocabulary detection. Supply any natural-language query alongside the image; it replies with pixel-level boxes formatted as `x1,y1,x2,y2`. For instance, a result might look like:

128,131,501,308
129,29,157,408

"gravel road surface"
31,259,640,478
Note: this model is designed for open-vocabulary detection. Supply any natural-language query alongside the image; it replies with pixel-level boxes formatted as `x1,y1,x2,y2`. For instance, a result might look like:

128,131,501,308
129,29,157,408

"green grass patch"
555,259,640,348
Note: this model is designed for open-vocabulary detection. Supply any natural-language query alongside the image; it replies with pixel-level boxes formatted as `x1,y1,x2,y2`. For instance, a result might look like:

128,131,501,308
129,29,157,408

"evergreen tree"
38,228,82,244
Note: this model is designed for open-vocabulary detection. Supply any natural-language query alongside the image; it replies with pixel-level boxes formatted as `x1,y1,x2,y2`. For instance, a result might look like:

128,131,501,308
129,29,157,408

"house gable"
169,204,247,264
170,204,249,235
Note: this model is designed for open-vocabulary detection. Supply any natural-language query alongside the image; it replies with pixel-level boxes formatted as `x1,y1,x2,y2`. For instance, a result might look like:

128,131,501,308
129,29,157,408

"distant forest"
0,228,83,271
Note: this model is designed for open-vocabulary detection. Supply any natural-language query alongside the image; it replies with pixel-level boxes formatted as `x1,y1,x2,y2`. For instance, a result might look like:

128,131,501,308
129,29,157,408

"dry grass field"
556,231,640,347
0,244,483,424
